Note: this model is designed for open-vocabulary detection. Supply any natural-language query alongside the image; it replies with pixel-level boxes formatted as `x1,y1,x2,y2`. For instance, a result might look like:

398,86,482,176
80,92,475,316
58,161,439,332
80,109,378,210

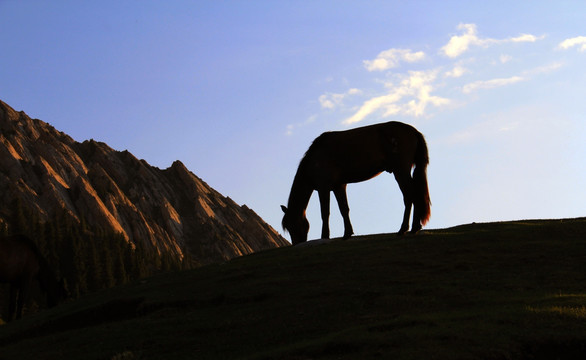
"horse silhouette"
282,121,430,245
0,234,63,321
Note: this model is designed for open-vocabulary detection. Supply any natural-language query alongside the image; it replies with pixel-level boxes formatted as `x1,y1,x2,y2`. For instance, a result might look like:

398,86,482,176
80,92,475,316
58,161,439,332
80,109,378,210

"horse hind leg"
334,185,354,239
318,190,331,239
393,170,414,235
410,203,423,234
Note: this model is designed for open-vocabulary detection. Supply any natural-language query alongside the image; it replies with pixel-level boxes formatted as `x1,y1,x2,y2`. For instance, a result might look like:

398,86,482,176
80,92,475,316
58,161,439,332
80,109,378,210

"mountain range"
0,99,288,266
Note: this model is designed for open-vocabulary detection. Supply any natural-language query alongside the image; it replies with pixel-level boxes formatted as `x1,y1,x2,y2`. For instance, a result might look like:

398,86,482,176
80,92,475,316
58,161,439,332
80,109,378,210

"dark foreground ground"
1,218,586,359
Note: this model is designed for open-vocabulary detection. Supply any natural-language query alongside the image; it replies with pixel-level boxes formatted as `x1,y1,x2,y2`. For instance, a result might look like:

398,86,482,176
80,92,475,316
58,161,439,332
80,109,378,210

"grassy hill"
1,218,586,359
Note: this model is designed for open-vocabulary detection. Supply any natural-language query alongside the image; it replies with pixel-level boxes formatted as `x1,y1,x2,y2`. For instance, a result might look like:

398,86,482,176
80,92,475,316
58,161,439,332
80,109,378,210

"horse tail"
413,131,431,226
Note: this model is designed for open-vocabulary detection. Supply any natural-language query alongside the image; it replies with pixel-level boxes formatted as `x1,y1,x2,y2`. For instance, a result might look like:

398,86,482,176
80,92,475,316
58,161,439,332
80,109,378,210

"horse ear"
281,205,287,213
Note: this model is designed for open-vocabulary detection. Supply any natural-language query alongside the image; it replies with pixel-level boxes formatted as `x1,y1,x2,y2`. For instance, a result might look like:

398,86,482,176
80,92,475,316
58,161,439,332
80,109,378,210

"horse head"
281,205,309,245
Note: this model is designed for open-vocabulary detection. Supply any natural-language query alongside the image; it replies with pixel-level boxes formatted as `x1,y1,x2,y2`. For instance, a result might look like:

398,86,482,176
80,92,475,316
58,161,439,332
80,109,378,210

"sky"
1,1,586,242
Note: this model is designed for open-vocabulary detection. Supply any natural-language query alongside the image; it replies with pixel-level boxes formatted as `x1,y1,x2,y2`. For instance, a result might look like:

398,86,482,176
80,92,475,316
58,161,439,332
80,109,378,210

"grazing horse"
0,234,61,321
281,121,430,245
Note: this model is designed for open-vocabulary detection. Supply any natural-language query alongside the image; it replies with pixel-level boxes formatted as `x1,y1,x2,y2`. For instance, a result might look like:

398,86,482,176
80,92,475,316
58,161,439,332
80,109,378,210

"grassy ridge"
1,218,586,359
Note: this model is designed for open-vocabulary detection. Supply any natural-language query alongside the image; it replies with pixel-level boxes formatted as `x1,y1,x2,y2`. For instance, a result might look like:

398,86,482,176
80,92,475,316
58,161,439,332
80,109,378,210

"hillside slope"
0,100,287,265
1,218,586,359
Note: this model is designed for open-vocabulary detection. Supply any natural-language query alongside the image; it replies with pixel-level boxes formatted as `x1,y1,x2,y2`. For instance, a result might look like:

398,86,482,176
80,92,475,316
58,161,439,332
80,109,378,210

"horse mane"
283,133,332,228
300,132,330,163
291,133,332,189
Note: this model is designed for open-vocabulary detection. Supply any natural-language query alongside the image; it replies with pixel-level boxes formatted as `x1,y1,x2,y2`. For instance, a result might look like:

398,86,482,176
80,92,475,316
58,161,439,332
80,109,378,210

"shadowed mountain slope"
0,100,288,265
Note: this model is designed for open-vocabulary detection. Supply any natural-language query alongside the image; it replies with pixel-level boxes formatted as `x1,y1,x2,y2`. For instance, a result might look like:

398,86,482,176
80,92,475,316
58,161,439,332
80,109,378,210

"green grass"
2,218,586,359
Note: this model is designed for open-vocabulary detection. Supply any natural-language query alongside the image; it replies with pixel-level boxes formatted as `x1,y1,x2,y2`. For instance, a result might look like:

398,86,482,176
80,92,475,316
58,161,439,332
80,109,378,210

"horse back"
304,122,422,185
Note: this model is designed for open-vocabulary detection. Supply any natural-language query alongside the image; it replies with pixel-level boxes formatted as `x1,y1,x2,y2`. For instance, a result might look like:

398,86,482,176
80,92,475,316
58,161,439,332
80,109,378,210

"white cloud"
363,48,425,71
558,36,586,51
344,93,401,125
509,34,541,43
314,23,553,131
319,94,341,109
522,62,563,76
459,62,561,95
286,114,317,135
462,76,524,94
499,54,512,64
319,88,362,109
344,70,449,124
441,23,483,58
445,64,468,78
441,23,543,58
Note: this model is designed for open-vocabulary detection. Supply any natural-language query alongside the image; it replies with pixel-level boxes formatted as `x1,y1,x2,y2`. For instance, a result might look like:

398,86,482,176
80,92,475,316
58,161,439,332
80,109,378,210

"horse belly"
321,165,383,186
309,130,391,186
340,150,387,183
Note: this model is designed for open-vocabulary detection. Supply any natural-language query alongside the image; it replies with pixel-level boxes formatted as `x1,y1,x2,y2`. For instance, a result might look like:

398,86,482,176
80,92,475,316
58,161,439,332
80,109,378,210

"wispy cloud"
441,117,521,145
558,36,586,51
499,54,512,64
462,76,525,94
509,34,541,43
363,48,425,72
310,23,565,129
441,23,543,58
286,114,317,136
344,70,449,125
441,24,483,58
319,88,362,109
462,62,562,94
444,64,468,78
522,62,564,76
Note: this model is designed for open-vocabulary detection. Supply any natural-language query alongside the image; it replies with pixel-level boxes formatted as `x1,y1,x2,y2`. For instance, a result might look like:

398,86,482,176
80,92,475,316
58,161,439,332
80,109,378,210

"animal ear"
281,205,287,213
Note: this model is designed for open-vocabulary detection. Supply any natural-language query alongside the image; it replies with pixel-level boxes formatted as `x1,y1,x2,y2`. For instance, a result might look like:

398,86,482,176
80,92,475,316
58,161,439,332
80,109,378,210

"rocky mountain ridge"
0,100,288,265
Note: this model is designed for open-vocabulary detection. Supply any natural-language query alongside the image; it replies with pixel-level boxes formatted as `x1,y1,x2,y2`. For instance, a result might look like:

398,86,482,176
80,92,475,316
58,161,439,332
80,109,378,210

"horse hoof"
397,227,409,236
409,226,422,235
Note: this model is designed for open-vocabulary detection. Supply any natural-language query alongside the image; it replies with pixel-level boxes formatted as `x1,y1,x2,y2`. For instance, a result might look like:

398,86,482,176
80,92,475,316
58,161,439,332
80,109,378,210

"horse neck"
287,166,313,216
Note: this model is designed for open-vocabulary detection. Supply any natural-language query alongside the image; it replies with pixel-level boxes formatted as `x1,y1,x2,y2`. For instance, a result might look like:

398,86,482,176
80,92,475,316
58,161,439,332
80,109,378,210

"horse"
0,234,62,321
281,121,430,245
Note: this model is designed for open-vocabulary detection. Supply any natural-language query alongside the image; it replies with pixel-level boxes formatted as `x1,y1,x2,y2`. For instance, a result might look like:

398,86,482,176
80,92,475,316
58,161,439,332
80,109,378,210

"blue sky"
2,1,586,242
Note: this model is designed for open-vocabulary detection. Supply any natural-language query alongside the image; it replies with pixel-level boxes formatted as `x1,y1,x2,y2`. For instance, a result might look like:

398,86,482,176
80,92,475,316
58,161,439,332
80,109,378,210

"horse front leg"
318,190,330,239
394,171,414,235
334,185,354,239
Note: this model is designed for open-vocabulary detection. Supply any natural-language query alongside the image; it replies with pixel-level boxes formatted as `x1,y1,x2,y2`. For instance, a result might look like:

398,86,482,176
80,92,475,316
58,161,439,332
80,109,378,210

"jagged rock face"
0,100,288,264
